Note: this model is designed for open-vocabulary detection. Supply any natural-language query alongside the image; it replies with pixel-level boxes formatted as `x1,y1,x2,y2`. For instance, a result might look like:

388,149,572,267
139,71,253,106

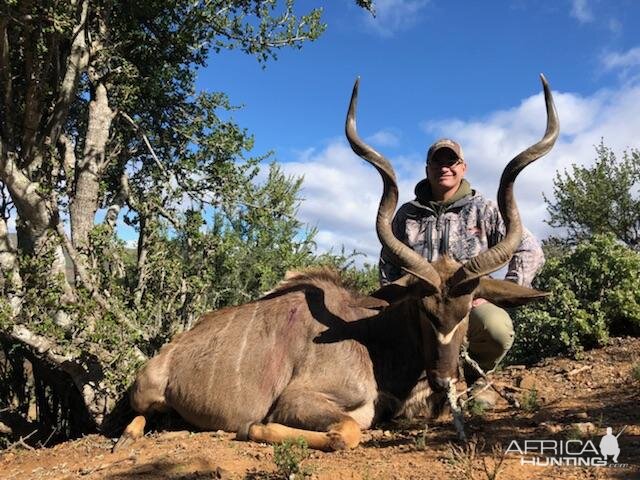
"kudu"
114,76,559,452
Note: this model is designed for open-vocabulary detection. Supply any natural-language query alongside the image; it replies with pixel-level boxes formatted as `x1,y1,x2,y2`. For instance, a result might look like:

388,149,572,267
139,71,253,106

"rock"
213,466,232,479
158,430,190,441
383,430,392,438
519,374,538,391
571,422,596,436
0,421,12,435
540,422,562,434
507,365,526,370
574,411,589,419
54,310,73,329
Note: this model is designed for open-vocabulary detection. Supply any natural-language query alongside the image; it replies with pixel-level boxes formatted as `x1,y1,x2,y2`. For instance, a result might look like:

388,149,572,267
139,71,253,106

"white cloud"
570,0,594,23
278,139,418,264
283,80,640,266
363,0,430,37
366,129,401,147
423,80,640,242
601,47,640,74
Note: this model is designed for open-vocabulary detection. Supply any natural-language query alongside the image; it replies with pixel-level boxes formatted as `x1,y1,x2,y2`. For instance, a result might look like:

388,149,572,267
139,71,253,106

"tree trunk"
70,81,115,256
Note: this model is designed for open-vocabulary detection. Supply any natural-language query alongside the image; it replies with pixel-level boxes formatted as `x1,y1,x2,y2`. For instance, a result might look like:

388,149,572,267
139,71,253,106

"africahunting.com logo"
505,426,629,467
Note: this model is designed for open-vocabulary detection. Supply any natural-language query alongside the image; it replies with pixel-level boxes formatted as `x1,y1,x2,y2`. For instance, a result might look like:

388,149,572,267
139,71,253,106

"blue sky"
196,0,640,265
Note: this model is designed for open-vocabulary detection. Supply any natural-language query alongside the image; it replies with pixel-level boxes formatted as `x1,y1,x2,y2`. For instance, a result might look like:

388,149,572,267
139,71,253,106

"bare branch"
10,324,75,368
119,111,170,177
6,428,37,451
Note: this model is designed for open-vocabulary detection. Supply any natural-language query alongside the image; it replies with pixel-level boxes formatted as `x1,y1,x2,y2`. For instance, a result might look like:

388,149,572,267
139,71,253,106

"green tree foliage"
0,0,374,440
544,142,640,249
508,234,640,364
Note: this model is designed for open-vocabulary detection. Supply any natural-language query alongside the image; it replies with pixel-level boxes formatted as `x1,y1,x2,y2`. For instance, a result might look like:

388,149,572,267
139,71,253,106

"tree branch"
121,111,297,222
0,150,51,237
133,215,149,306
19,5,44,172
52,209,147,340
119,111,170,178
0,17,13,147
43,0,89,147
6,323,145,428
57,133,76,194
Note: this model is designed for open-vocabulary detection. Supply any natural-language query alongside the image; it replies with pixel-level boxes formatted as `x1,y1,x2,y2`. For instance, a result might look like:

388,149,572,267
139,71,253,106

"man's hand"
472,297,489,308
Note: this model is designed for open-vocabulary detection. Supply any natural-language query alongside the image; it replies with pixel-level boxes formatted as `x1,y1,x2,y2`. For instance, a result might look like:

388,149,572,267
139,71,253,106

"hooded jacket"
379,178,544,287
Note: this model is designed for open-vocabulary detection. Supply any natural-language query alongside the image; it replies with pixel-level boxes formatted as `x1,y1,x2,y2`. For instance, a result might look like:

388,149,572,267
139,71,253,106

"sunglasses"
428,157,464,168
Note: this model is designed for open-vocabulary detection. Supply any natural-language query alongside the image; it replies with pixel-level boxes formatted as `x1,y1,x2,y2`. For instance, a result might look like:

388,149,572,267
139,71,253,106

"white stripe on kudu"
429,317,468,345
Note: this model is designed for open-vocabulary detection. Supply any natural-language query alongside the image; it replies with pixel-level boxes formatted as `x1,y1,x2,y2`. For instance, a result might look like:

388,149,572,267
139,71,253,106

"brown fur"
115,258,545,453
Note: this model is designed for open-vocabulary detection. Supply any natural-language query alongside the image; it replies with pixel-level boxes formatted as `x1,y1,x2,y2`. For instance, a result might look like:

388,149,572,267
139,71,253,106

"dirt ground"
1,337,639,480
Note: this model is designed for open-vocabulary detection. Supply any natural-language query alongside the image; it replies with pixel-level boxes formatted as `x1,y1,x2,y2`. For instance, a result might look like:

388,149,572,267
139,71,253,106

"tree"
0,0,373,442
544,142,640,249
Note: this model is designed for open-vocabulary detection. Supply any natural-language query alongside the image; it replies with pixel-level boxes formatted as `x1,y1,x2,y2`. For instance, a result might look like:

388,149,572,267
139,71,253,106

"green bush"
273,437,311,478
508,234,640,364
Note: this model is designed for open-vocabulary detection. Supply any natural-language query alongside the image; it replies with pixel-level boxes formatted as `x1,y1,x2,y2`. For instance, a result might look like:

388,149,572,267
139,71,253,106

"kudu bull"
115,76,559,452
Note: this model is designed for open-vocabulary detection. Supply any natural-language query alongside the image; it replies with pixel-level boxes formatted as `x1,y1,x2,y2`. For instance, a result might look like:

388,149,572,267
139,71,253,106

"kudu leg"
245,416,361,451
240,388,362,451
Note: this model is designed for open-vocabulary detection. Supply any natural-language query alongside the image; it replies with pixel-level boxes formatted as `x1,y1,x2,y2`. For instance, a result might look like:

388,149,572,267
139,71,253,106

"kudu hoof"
112,434,134,453
326,431,348,451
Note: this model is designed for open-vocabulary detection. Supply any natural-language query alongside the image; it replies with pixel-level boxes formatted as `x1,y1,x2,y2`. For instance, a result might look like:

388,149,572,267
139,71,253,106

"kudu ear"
475,277,550,308
367,274,429,306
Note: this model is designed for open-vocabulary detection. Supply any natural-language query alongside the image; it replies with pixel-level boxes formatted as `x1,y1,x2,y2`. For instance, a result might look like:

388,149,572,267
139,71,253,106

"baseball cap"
426,139,464,164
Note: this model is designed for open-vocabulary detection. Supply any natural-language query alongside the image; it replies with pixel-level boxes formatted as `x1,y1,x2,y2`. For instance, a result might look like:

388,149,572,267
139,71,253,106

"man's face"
426,148,466,192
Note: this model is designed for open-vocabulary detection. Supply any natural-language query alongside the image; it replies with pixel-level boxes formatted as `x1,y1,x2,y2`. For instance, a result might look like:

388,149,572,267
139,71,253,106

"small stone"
213,466,232,479
519,374,538,391
383,430,392,438
0,421,12,435
158,431,190,441
575,411,589,419
571,422,596,436
540,422,562,434
507,365,526,370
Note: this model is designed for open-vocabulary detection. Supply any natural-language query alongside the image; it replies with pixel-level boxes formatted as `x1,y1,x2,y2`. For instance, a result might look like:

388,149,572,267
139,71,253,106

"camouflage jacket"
379,179,544,287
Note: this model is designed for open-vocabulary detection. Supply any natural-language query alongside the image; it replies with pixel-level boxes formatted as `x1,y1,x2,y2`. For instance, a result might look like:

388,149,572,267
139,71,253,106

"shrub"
273,437,311,478
508,234,640,364
520,388,540,413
